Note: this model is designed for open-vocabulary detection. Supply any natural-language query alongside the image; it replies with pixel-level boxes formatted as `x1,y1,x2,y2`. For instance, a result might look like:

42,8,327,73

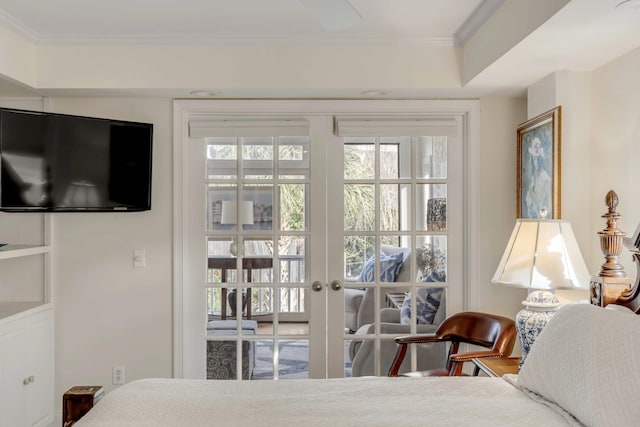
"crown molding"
455,0,506,46
29,34,457,47
0,8,39,42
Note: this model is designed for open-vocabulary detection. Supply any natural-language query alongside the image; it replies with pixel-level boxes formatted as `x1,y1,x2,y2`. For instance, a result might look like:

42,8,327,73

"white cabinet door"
27,309,54,427
0,307,53,427
0,317,29,427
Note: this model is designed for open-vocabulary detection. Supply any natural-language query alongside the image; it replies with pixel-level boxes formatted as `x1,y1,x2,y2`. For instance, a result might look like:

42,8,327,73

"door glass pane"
207,236,236,262
252,340,274,379
344,235,374,281
278,339,309,379
380,184,410,231
206,337,254,380
207,138,237,180
416,236,447,282
344,142,375,179
243,185,273,231
344,338,356,377
242,243,274,283
279,184,308,231
357,240,410,284
279,287,306,317
380,138,402,179
417,136,447,179
207,184,238,231
279,136,310,179
251,286,273,321
279,236,306,283
242,137,273,179
399,286,445,327
253,339,310,380
380,184,398,231
417,183,447,231
344,184,375,231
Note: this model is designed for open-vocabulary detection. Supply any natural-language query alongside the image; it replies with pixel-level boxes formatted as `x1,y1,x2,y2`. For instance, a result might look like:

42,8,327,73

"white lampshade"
492,219,589,291
492,219,589,369
220,200,254,226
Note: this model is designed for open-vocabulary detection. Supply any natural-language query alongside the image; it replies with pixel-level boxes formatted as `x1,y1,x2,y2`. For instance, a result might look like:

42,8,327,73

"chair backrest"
435,311,517,369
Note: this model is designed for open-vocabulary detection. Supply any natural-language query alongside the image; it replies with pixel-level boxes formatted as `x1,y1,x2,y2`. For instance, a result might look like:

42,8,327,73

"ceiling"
0,0,639,99
0,0,488,44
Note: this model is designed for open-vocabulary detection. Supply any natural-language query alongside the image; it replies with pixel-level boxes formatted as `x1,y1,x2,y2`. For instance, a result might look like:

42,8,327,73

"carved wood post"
590,190,632,307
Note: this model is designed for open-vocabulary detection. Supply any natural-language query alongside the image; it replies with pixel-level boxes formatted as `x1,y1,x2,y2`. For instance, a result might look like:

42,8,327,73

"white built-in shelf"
0,245,51,260
0,301,50,323
0,245,51,321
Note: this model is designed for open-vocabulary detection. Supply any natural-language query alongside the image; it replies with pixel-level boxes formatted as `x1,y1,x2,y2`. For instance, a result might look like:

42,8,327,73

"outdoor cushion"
358,251,404,283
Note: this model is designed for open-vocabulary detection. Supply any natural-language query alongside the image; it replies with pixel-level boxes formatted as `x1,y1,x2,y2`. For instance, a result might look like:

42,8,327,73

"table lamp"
220,200,254,256
492,218,589,368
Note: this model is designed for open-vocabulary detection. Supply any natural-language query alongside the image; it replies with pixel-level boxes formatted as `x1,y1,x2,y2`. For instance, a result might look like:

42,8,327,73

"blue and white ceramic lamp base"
516,290,561,369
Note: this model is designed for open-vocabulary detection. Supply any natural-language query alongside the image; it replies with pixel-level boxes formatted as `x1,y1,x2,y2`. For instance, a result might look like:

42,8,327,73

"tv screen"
0,108,153,212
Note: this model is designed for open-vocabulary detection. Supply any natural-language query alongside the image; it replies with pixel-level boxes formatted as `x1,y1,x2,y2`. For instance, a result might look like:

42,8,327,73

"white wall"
527,71,593,303
527,71,592,263
0,26,37,86
524,47,640,297
46,79,640,407
473,96,528,324
591,46,640,277
49,98,174,409
41,47,640,408
43,95,527,408
35,44,461,98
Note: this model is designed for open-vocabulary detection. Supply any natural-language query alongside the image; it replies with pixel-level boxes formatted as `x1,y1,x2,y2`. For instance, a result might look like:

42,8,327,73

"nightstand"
472,357,520,377
63,385,104,426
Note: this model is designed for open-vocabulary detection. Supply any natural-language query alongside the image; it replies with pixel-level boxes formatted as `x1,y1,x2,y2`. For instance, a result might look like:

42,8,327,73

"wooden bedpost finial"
598,190,626,277
605,190,618,213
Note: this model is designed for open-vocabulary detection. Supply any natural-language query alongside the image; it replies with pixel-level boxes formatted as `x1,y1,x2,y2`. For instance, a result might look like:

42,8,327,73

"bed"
73,298,640,427
74,228,640,427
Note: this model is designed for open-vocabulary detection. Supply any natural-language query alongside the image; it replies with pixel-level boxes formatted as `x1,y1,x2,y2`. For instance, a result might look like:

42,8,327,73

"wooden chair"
388,311,517,377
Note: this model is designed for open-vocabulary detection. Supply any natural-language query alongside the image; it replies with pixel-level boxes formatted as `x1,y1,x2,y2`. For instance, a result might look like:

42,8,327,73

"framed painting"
516,106,561,219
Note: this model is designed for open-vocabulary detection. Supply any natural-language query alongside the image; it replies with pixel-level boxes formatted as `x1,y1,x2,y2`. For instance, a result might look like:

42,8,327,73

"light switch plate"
133,250,146,268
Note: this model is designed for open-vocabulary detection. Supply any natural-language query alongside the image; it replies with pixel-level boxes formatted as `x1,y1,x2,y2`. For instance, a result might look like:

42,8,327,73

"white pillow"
604,303,635,314
517,303,640,427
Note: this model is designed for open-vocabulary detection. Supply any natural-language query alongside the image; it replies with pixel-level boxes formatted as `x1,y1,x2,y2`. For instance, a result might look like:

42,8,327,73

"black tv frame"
0,108,153,212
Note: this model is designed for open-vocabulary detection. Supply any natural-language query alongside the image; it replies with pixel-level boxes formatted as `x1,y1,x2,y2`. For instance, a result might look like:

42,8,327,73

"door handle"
312,281,325,292
330,280,343,291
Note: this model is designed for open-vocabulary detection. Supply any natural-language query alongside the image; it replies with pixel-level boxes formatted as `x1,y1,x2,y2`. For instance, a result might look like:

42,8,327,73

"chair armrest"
394,333,441,345
388,333,445,376
446,350,504,376
380,308,401,323
344,288,365,310
449,350,503,363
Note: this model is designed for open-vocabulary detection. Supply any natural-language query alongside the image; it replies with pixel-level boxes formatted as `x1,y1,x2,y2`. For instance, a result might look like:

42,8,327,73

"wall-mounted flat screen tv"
0,108,153,212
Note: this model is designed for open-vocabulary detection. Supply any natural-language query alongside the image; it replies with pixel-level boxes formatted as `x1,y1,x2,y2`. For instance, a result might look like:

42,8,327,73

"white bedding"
75,376,580,427
75,304,640,426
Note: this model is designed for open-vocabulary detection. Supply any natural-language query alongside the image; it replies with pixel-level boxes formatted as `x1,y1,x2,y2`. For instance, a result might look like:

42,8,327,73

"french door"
174,100,474,380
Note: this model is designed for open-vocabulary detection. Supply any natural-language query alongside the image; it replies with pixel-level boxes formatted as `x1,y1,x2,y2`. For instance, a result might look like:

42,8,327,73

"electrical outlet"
112,365,125,385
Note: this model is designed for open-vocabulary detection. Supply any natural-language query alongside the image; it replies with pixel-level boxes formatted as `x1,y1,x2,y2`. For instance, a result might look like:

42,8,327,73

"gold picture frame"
516,106,561,219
